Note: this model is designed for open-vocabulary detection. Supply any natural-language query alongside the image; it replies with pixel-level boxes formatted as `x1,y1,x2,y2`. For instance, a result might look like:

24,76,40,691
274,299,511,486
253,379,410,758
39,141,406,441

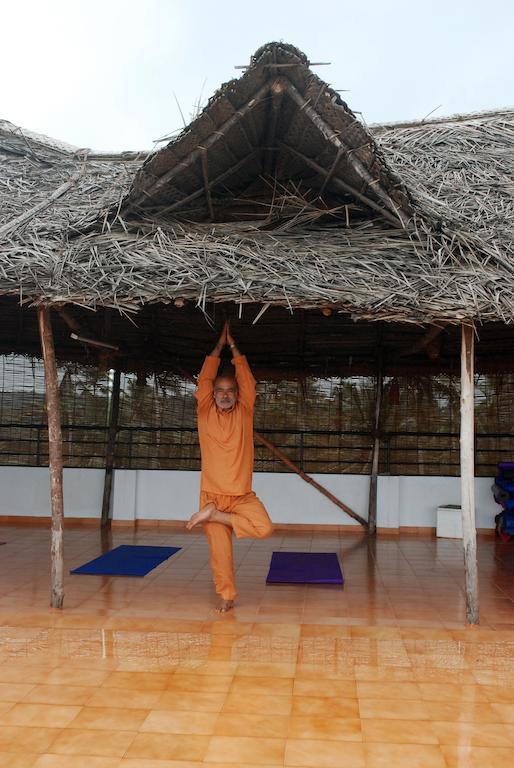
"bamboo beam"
128,81,272,210
318,146,345,198
254,431,367,528
153,150,258,217
70,334,119,352
223,94,258,150
37,307,65,610
279,141,403,228
282,78,409,226
262,79,285,175
200,149,215,222
57,307,82,335
460,323,479,624
101,369,121,528
367,351,384,535
58,307,120,352
399,325,445,358
0,167,85,239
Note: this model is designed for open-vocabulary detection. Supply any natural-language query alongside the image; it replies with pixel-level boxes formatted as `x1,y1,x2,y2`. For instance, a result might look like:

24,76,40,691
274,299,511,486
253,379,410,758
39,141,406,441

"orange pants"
201,491,273,601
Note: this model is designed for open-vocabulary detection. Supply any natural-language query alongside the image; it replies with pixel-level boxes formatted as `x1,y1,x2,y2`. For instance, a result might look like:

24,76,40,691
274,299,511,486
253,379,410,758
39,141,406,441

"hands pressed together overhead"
211,320,240,357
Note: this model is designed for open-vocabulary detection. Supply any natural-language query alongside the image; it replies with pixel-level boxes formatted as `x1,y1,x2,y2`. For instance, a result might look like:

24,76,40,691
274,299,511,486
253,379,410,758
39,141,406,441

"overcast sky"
2,0,513,151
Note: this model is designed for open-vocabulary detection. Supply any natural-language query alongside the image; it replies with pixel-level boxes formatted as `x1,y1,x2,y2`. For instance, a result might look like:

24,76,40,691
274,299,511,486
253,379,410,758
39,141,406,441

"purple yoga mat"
266,551,344,584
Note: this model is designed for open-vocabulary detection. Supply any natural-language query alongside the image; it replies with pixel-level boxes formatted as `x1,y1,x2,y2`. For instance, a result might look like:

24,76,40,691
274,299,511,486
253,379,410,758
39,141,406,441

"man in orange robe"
186,320,273,612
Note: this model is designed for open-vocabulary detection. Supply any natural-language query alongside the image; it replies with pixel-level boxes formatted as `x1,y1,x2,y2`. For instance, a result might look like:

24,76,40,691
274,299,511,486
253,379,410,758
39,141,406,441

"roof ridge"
371,106,514,133
0,119,79,155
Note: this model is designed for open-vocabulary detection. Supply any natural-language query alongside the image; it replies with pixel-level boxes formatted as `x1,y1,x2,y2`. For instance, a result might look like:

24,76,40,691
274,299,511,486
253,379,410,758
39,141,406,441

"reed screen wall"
0,355,513,476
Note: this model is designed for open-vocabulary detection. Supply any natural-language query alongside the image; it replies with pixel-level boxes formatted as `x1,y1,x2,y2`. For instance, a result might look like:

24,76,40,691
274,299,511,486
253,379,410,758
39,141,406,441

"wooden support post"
101,369,121,528
367,352,384,535
37,307,65,610
460,323,479,625
101,524,113,555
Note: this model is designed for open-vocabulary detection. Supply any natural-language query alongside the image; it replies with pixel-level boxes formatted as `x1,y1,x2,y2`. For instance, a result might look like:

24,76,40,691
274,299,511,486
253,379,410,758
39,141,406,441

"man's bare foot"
186,505,214,530
216,599,234,613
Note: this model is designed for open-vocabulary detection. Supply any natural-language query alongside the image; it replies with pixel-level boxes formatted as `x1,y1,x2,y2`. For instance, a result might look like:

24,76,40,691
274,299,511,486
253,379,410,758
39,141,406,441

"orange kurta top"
195,355,256,496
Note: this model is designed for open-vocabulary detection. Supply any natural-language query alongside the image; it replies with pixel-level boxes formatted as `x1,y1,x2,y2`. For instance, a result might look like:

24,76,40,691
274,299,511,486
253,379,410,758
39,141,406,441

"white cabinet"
436,505,463,538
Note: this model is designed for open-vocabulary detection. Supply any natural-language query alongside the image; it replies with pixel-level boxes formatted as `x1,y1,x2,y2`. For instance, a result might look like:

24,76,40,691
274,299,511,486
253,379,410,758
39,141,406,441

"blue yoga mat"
266,551,344,584
71,545,181,577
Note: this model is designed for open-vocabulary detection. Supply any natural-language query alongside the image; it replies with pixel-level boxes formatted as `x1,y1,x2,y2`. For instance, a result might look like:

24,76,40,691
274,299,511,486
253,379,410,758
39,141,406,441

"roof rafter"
199,148,215,221
281,78,409,227
152,150,259,218
262,79,285,175
126,81,272,212
279,141,403,227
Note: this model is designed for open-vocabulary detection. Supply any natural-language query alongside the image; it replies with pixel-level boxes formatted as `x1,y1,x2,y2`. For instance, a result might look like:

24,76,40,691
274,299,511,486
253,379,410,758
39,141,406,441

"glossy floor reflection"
1,525,514,629
0,524,513,766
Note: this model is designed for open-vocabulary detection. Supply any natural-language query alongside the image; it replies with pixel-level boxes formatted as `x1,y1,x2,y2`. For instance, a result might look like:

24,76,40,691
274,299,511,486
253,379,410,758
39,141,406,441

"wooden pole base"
368,351,384,535
101,369,121,528
460,323,479,625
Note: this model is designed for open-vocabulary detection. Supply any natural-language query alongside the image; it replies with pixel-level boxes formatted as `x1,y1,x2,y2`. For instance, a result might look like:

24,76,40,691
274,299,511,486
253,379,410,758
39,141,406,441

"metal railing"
0,423,512,476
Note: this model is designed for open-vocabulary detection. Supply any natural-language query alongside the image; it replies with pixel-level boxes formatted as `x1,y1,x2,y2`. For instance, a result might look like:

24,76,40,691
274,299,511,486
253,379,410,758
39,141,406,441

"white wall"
122,471,370,527
0,466,498,530
395,475,495,529
0,467,104,517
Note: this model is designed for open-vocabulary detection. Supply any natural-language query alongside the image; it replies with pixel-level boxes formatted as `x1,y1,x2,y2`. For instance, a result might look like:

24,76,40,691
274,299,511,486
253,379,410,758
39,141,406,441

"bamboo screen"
0,354,513,476
0,355,110,468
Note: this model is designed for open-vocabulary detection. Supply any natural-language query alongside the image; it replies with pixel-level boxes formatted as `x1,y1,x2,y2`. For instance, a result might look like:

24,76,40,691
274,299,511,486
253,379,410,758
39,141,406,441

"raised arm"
194,323,226,408
226,322,256,409
210,322,228,359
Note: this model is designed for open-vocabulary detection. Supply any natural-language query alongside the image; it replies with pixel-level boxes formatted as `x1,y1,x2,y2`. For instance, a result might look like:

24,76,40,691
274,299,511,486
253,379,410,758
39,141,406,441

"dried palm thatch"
0,42,513,326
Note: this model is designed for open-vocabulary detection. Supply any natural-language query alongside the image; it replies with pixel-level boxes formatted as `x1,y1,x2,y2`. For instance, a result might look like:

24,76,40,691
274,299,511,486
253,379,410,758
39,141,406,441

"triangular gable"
123,42,412,228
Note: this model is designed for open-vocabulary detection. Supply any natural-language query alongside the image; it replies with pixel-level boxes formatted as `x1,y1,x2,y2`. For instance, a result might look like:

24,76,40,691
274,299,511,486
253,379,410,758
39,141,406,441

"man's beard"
217,401,235,411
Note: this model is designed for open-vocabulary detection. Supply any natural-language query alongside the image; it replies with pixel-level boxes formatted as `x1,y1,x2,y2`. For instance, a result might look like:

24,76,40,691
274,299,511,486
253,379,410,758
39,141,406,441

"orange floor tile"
0,523,513,766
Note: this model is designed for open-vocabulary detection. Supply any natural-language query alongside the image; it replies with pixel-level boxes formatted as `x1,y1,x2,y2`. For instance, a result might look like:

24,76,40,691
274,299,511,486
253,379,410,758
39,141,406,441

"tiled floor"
0,524,514,766
1,525,514,628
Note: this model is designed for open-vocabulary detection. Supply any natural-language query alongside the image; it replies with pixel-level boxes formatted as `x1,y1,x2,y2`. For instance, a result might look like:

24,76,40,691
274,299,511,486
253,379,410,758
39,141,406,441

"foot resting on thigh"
216,599,234,613
186,503,215,530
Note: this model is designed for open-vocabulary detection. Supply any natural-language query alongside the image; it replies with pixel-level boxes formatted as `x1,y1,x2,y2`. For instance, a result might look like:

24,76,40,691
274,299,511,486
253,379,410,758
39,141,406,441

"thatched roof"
1,42,513,333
